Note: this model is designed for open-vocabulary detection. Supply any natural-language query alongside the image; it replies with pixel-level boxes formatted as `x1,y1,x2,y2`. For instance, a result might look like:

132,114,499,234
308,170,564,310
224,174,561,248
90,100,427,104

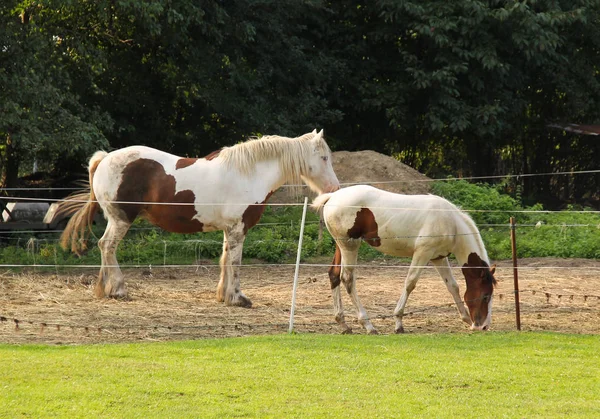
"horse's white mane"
219,131,331,184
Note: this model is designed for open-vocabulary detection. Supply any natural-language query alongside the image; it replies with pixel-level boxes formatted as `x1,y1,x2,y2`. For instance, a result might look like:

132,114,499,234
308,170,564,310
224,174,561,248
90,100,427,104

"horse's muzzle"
323,184,341,193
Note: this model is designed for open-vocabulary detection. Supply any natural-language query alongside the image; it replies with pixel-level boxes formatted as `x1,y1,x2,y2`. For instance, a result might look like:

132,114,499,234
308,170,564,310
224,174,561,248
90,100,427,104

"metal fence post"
510,217,522,330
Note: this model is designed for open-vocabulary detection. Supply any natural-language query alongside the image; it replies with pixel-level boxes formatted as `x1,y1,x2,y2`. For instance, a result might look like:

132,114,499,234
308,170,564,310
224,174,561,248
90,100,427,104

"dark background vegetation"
2,0,600,208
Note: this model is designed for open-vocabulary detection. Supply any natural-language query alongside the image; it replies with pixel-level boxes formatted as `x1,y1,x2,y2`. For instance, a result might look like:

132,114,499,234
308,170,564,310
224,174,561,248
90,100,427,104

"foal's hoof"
341,328,353,335
395,326,405,334
368,329,379,335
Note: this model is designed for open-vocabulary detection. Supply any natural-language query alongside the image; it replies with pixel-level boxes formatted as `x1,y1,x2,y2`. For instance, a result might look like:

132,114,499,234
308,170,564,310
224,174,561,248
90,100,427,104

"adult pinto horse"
312,185,497,334
59,130,339,307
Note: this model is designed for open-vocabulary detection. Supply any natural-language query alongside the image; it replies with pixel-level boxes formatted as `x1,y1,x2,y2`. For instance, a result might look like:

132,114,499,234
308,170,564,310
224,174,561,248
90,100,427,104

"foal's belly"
372,239,415,258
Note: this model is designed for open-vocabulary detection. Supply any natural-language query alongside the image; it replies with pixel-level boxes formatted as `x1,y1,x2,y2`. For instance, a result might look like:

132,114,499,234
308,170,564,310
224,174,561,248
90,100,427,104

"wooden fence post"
510,217,522,330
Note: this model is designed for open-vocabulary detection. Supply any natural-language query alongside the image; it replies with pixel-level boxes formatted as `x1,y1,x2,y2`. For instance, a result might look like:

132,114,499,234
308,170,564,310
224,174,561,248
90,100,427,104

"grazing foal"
60,130,339,307
313,185,497,333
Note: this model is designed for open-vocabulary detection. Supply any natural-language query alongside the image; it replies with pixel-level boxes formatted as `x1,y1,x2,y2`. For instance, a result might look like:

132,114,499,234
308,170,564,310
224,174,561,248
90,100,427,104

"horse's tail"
59,151,107,255
311,192,334,214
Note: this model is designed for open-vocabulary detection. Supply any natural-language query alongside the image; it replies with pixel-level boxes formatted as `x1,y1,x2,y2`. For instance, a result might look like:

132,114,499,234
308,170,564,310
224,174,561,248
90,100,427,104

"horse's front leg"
431,258,471,325
217,223,252,308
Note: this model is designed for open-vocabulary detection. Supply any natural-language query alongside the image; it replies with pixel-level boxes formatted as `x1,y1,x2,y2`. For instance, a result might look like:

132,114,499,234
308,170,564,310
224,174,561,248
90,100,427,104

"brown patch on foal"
241,191,274,234
347,207,381,247
175,158,197,169
115,159,204,233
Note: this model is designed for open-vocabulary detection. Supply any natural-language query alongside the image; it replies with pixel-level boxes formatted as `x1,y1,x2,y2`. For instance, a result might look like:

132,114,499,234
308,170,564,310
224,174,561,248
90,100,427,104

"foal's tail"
311,192,334,214
58,151,107,255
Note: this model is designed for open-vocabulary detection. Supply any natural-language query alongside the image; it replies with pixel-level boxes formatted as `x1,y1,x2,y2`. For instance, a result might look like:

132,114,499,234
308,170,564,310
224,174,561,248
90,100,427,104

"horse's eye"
321,156,328,162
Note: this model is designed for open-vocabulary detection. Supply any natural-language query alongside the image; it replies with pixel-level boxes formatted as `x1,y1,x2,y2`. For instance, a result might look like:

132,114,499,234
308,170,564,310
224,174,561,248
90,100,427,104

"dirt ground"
1,257,599,345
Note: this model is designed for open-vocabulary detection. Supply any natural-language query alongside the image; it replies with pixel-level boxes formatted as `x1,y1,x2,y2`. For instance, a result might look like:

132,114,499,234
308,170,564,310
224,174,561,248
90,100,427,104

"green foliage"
431,179,523,225
431,180,600,260
1,333,599,417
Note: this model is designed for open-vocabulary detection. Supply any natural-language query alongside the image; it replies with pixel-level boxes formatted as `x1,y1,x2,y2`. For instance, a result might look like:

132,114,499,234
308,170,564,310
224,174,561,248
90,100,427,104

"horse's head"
461,252,497,331
300,129,340,194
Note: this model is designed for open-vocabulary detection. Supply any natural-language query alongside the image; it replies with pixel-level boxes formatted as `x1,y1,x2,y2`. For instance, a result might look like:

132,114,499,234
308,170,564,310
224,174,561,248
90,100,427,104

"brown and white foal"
313,185,497,333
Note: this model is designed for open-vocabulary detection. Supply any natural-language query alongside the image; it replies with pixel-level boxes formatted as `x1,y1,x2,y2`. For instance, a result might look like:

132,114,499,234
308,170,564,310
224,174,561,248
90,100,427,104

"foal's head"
299,129,340,194
461,253,497,331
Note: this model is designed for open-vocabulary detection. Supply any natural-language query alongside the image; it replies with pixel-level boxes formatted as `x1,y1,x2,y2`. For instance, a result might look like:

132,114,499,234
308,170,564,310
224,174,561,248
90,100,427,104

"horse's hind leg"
431,258,471,325
97,219,131,298
217,223,252,308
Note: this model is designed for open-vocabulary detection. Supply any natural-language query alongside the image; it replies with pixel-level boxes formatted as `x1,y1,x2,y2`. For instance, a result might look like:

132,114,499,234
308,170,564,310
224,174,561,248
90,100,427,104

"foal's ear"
490,264,496,275
462,263,482,280
467,252,484,267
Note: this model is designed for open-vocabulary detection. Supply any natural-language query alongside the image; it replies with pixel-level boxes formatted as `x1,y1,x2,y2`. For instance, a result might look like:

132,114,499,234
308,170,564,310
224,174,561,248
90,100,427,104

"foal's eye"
482,294,491,303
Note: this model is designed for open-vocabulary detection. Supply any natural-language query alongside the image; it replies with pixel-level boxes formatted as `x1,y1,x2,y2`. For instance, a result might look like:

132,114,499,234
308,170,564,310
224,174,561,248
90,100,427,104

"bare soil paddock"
1,258,599,344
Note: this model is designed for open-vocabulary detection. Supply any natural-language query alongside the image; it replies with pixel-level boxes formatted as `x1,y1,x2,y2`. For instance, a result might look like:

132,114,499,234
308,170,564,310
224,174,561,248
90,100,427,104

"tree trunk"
2,133,20,189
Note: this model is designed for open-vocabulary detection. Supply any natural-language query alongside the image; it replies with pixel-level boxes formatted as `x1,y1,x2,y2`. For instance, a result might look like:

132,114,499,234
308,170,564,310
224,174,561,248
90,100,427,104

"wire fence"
1,172,600,342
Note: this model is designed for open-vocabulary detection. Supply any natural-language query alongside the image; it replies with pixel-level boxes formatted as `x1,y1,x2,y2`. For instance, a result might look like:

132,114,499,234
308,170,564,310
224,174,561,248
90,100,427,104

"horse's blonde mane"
218,132,330,185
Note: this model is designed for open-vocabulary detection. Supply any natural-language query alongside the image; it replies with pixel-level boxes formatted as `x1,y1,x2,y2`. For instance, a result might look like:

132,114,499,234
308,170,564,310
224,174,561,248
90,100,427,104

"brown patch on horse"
115,159,204,233
204,148,222,161
175,158,197,169
241,191,274,234
347,207,381,247
328,245,342,289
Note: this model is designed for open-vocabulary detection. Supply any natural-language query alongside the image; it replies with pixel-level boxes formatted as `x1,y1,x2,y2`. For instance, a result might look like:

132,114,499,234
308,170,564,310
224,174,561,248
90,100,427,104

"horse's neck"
251,159,292,193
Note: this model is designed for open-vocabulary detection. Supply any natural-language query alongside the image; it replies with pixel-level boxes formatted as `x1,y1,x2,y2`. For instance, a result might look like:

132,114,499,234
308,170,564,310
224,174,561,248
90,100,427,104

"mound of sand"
271,150,431,203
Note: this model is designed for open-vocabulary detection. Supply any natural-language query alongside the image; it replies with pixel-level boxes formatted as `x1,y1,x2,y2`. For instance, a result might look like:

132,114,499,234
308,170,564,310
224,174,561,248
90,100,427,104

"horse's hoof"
368,329,379,335
395,326,405,334
341,328,353,335
228,295,253,308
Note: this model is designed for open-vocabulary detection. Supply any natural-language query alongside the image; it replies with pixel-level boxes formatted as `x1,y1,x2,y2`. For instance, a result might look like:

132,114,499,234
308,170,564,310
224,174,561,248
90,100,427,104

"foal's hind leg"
331,243,377,334
431,258,471,325
217,223,252,308
97,219,131,298
329,246,351,334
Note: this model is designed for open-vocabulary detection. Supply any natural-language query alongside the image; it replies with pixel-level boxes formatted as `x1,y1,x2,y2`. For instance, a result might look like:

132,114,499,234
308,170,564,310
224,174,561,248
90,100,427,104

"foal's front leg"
393,253,430,333
431,258,471,325
217,223,252,308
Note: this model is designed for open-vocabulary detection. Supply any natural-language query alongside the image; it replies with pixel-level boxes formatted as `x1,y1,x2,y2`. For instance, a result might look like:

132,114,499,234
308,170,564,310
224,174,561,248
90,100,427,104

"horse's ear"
314,129,323,140
318,128,325,137
311,129,317,135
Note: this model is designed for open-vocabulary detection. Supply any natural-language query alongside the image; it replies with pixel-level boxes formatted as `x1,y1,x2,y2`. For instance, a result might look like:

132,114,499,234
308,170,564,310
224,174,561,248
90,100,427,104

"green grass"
1,332,599,418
